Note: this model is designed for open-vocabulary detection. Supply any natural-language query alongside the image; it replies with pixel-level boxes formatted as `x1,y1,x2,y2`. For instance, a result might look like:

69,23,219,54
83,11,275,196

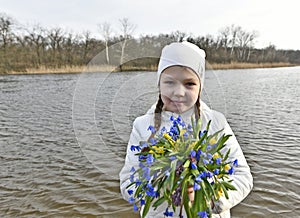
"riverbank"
1,62,298,75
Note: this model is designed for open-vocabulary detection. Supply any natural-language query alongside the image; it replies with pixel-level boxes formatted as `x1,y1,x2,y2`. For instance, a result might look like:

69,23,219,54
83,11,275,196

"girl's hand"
188,186,194,202
188,186,215,210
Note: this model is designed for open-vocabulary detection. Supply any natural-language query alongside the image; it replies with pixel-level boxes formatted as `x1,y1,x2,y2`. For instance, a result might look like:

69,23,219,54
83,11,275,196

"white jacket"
119,101,253,218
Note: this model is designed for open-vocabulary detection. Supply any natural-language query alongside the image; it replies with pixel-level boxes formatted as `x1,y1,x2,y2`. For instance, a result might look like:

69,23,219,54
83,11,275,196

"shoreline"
1,62,298,75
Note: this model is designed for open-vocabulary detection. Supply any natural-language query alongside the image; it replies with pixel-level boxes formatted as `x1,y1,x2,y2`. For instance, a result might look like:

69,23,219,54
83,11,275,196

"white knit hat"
157,41,206,89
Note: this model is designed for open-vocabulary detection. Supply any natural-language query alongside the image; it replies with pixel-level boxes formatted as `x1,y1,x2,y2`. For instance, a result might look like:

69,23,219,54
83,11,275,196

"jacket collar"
160,106,195,123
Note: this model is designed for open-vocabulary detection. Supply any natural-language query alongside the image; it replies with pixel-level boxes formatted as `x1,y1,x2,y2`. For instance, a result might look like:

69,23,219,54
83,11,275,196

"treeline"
1,13,300,73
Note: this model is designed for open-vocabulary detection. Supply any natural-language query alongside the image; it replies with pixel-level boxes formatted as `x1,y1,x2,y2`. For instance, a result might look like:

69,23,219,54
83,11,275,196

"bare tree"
218,26,230,52
63,32,80,65
118,18,136,68
229,25,241,58
170,30,188,42
236,30,258,61
23,24,47,66
0,13,14,50
81,31,92,64
98,22,112,64
47,27,65,66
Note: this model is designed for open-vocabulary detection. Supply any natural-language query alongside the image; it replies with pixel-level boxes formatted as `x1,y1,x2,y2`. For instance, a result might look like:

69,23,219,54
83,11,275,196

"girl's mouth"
171,100,185,104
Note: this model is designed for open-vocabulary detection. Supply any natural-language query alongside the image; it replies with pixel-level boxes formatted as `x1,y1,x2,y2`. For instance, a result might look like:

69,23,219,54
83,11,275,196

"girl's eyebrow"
183,78,198,82
161,75,175,80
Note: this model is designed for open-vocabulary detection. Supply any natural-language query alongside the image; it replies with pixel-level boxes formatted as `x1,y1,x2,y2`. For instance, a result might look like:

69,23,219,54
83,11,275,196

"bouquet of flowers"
127,116,237,218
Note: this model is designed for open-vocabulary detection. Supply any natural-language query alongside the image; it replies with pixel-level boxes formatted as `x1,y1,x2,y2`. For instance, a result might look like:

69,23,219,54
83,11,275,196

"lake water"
0,67,300,217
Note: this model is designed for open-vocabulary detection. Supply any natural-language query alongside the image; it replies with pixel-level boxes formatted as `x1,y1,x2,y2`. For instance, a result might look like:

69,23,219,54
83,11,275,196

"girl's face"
159,66,200,114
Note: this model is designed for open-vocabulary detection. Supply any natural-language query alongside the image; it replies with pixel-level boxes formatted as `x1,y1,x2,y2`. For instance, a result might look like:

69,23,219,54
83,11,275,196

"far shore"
1,62,298,75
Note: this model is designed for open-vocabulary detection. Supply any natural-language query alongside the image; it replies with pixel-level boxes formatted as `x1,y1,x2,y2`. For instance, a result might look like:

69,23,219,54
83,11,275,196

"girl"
119,41,253,217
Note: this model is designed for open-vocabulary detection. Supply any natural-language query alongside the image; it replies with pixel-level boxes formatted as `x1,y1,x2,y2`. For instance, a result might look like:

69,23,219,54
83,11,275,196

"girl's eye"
186,82,196,86
164,81,174,85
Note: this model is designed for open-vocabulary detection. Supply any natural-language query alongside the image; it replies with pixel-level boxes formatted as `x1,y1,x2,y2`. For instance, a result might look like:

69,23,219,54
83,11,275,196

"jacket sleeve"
119,118,144,201
212,113,253,213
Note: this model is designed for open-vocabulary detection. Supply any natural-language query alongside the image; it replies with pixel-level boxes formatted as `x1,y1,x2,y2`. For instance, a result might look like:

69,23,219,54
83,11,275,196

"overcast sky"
1,0,299,50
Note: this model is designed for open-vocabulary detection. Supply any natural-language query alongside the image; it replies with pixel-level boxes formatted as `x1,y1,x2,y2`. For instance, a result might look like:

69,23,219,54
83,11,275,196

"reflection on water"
0,67,300,217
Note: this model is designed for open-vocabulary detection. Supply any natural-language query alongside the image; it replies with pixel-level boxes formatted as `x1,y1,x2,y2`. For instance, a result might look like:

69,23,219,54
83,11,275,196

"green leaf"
223,148,231,162
200,181,209,200
222,181,237,191
191,169,200,177
183,159,191,168
220,183,229,199
204,179,217,199
153,196,166,208
193,189,202,215
135,183,144,198
126,181,136,189
182,182,192,218
168,159,177,190
142,196,152,218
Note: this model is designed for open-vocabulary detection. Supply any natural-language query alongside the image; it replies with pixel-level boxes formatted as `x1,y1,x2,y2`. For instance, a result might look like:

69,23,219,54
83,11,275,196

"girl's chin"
164,105,189,114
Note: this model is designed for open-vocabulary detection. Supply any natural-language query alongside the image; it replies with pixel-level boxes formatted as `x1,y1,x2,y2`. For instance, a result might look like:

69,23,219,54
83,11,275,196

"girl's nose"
173,84,185,97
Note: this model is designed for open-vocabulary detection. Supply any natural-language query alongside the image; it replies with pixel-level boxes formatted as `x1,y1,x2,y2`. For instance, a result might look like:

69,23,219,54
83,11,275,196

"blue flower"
196,150,202,161
165,170,170,177
139,162,145,168
229,167,234,175
128,197,135,204
130,145,141,152
183,132,189,138
161,126,167,133
207,171,213,178
130,167,135,173
135,179,142,186
142,167,151,180
163,207,173,217
170,115,175,121
195,175,203,183
133,204,138,211
146,189,156,197
140,199,145,205
194,182,201,190
233,159,238,167
203,159,209,165
177,116,185,127
199,171,207,178
197,211,208,218
127,189,134,195
190,150,196,158
147,125,156,134
169,156,177,161
213,169,220,175
130,174,134,182
199,131,203,138
207,153,213,160
191,162,197,169
216,157,222,165
140,142,148,148
199,130,207,138
146,154,154,166
146,183,155,197
170,126,179,136
149,138,158,145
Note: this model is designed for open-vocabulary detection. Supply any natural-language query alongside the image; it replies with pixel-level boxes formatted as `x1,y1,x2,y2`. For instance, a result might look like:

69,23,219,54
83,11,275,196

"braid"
154,94,164,131
194,84,202,122
148,94,164,142
195,95,201,121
